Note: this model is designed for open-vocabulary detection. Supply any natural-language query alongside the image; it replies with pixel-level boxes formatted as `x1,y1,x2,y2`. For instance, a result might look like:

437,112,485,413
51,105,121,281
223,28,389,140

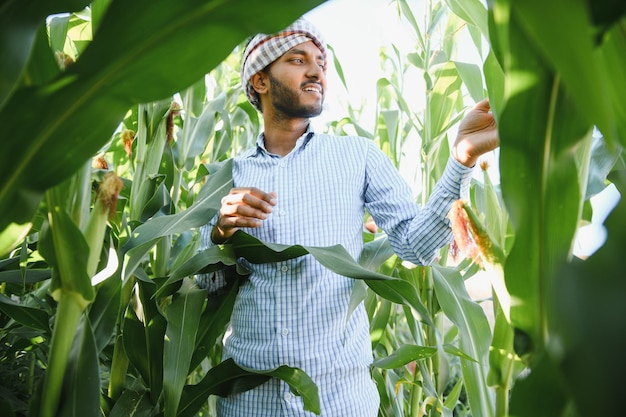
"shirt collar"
251,124,315,157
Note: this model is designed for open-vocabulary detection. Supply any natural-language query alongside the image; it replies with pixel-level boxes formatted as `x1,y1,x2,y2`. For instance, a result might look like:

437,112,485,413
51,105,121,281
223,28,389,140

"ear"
250,71,268,95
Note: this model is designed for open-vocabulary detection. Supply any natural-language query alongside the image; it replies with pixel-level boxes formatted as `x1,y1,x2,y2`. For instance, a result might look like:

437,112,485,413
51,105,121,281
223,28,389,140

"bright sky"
305,0,428,129
304,0,495,186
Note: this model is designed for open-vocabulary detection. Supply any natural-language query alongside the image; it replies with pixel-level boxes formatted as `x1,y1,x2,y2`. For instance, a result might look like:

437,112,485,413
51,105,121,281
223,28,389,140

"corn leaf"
163,280,206,417
514,0,626,146
0,293,50,332
227,230,435,327
88,269,121,353
497,5,592,355
0,0,90,107
432,265,494,417
372,344,437,369
0,0,324,231
189,277,241,371
177,358,320,417
545,171,626,417
57,319,100,417
109,389,154,417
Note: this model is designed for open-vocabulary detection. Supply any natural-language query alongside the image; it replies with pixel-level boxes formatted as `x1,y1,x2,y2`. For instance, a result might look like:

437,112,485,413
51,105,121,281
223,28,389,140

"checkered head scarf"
241,19,327,110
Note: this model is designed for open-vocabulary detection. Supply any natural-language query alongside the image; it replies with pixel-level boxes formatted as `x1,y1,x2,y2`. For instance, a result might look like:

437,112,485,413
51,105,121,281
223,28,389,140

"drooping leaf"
177,358,320,417
227,230,434,326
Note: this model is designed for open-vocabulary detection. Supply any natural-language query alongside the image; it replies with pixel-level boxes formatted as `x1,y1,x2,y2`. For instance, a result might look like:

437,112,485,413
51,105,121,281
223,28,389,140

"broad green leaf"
585,133,623,199
0,293,50,332
442,343,478,363
122,238,159,282
398,0,426,51
109,389,154,417
432,265,494,417
444,0,489,37
514,0,626,146
157,240,237,294
25,22,62,89
124,159,233,251
48,14,71,52
369,297,392,350
0,0,324,231
163,280,206,417
443,377,464,410
547,171,626,417
454,61,484,103
372,344,437,369
428,62,462,139
177,358,320,417
57,319,100,417
498,9,591,354
122,312,152,390
227,231,434,326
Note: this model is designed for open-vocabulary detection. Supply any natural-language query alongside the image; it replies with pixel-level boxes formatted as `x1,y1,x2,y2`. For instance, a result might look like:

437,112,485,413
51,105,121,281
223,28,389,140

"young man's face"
264,40,326,118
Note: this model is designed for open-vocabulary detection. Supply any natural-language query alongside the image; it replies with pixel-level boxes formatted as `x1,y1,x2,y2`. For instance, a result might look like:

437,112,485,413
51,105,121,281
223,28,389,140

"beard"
267,72,324,118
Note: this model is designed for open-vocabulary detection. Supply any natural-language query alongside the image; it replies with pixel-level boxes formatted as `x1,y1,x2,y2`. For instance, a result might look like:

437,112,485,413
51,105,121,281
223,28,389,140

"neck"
262,114,310,157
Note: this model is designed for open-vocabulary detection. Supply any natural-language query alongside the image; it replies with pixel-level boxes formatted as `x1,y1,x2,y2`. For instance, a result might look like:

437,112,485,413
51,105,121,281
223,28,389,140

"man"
197,18,498,416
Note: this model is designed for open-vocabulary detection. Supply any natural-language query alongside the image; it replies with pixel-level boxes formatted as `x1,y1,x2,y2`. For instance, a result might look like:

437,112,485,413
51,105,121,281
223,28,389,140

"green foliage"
1,0,625,417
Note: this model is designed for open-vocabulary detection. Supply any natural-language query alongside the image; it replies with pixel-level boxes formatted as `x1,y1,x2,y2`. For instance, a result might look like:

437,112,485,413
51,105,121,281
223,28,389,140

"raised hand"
453,99,499,167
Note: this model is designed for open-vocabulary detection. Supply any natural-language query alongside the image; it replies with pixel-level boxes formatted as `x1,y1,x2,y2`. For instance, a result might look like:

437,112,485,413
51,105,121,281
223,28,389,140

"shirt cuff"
439,157,473,199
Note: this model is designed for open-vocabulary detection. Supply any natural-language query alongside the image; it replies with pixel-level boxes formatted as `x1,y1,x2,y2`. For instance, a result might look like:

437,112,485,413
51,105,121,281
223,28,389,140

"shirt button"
284,393,293,401
279,210,286,216
281,265,289,272
281,328,290,336
279,161,287,168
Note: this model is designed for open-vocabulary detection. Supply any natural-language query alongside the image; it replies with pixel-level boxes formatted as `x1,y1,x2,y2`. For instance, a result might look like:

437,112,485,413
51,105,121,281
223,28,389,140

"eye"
291,58,304,64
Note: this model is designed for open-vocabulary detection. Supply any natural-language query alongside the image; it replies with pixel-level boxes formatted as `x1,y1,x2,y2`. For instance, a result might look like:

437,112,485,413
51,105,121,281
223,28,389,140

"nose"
306,61,324,80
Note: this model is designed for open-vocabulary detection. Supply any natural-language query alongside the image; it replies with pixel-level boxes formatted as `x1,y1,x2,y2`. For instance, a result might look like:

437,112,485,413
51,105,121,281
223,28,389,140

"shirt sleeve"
194,218,229,294
364,143,473,266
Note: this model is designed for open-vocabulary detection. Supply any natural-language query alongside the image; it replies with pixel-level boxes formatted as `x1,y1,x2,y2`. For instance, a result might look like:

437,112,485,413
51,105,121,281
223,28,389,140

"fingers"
214,188,277,242
222,187,277,217
474,98,491,112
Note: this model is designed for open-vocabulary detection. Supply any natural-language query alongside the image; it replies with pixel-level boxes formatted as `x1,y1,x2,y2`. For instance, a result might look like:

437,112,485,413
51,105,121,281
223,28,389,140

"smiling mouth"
302,84,323,94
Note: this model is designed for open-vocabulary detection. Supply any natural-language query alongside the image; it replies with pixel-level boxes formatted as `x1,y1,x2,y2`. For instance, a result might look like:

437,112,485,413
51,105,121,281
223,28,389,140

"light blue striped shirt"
198,126,472,416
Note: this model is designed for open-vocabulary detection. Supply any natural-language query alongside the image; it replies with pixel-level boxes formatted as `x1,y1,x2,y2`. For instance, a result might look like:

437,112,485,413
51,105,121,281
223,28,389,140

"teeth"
304,86,321,93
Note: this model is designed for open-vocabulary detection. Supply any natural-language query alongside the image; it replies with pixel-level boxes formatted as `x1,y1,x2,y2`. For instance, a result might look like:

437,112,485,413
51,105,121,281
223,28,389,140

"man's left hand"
453,99,499,167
